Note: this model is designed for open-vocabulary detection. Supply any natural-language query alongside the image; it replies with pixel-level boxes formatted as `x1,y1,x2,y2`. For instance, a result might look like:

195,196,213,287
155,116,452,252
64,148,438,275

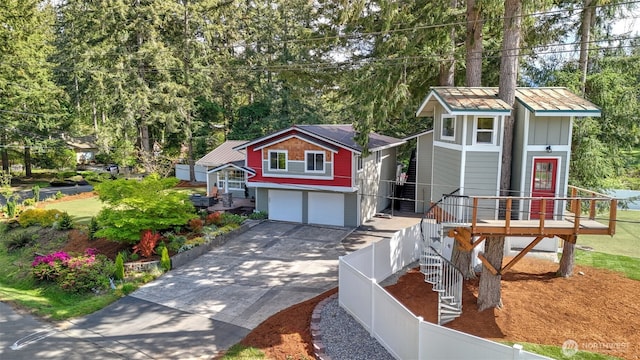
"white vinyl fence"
338,222,551,360
175,164,207,182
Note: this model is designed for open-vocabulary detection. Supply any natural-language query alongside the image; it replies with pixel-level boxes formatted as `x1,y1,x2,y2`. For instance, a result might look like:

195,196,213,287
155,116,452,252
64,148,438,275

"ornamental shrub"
114,253,125,281
32,249,115,293
88,217,100,240
160,247,170,272
94,174,197,243
32,185,40,203
188,218,204,232
55,212,74,230
132,230,161,258
205,211,222,226
19,208,64,228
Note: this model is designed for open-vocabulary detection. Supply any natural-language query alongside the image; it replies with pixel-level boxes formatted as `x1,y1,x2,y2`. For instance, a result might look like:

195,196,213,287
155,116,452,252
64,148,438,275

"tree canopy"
0,0,635,185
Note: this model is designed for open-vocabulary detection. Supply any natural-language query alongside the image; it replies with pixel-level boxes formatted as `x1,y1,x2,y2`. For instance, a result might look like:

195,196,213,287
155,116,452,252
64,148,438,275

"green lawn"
43,197,103,225
578,210,640,258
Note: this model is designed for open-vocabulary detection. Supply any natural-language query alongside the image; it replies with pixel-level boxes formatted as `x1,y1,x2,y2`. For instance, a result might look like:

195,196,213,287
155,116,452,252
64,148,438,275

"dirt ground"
240,257,640,360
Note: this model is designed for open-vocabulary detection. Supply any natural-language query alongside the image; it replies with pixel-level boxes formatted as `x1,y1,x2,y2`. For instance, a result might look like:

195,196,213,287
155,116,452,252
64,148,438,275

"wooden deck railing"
460,187,617,237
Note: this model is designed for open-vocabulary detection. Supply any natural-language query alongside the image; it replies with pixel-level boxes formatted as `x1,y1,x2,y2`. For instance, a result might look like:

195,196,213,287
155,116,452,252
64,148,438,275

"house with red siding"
235,124,405,227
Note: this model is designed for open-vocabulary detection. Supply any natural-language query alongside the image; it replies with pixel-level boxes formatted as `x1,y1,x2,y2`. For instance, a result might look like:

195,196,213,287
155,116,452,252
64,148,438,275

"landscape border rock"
122,219,262,273
170,219,262,269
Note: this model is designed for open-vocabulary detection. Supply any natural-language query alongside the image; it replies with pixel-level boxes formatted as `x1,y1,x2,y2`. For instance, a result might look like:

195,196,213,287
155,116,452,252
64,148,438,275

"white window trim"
375,151,381,164
355,155,363,172
305,150,325,173
473,116,497,145
217,171,246,191
441,115,456,141
268,150,288,171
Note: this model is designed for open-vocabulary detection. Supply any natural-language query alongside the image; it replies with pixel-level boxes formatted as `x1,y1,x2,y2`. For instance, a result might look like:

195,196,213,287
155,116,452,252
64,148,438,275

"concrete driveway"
2,221,353,359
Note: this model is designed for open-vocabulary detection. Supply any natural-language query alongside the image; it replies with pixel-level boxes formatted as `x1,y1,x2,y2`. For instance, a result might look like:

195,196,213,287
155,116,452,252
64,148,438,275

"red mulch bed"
238,257,639,360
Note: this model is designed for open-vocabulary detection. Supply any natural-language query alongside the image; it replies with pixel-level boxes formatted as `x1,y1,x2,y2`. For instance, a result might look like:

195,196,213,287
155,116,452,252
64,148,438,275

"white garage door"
308,192,344,227
268,190,303,223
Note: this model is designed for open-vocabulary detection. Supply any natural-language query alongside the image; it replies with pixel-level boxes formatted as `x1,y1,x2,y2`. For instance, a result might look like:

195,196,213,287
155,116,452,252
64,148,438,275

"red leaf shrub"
189,218,204,232
133,230,161,258
205,211,223,226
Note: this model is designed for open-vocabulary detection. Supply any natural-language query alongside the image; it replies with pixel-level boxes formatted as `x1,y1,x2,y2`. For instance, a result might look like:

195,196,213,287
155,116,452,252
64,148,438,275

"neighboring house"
65,136,98,164
234,124,405,227
194,140,254,199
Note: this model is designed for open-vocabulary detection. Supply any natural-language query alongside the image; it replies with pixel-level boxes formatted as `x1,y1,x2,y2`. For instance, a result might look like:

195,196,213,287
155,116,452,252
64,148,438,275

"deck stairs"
420,191,465,325
399,149,417,212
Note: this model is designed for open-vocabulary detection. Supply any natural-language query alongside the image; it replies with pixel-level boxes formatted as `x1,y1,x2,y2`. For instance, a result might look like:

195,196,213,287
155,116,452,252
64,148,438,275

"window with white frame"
375,151,381,163
268,150,287,171
441,116,455,141
474,117,496,144
355,155,363,171
217,170,245,191
305,151,325,172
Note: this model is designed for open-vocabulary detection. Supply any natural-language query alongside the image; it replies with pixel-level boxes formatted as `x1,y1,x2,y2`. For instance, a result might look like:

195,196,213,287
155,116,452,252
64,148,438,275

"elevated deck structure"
429,186,617,275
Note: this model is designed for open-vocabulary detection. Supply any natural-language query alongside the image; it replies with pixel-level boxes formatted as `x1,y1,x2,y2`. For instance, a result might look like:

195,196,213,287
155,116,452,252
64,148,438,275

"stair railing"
420,189,464,325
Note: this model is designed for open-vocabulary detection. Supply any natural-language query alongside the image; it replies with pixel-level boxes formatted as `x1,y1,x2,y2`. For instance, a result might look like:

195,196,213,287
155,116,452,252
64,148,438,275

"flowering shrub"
31,249,115,293
32,251,71,281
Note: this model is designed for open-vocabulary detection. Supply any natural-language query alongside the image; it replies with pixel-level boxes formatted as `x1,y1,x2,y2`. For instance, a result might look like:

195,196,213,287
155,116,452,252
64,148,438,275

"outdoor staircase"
420,192,464,325
398,149,417,212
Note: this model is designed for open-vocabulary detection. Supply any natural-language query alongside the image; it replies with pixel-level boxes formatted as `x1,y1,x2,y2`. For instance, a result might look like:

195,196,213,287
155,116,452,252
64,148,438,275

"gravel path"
318,297,394,360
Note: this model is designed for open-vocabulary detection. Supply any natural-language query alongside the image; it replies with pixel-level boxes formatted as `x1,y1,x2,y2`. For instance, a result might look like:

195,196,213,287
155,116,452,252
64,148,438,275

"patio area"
207,196,255,215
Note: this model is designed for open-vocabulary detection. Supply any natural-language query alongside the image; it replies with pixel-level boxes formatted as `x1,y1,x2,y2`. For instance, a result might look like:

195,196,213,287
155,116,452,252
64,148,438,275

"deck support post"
558,235,577,277
500,236,545,274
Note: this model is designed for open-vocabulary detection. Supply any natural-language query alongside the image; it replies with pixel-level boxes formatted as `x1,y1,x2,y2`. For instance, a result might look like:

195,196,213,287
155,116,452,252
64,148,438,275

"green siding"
511,105,527,193
465,152,500,219
256,188,268,213
416,132,433,211
464,152,499,196
432,146,462,201
528,116,571,145
344,192,359,227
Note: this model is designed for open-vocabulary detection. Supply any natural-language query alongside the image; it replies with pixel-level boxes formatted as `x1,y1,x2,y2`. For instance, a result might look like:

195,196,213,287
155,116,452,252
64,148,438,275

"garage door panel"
269,190,302,223
308,192,344,227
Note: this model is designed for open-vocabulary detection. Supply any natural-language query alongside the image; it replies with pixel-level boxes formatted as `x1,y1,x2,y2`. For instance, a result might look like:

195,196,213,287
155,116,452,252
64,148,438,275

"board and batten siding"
527,116,571,146
432,146,462,201
416,132,434,211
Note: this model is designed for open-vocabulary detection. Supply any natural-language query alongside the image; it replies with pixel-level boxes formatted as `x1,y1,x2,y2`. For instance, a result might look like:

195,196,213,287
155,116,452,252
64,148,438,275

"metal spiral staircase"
420,191,464,325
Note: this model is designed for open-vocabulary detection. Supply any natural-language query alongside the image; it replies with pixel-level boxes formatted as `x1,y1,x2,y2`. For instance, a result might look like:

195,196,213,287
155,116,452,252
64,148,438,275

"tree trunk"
24,146,32,177
498,0,522,193
558,237,576,277
1,148,8,173
477,236,505,311
465,0,483,87
452,244,477,279
439,0,457,86
139,123,151,154
477,0,522,311
579,0,593,96
183,0,195,183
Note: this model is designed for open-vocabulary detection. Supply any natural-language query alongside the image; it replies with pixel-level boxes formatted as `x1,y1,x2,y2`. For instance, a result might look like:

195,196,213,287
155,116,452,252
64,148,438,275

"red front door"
530,158,558,220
